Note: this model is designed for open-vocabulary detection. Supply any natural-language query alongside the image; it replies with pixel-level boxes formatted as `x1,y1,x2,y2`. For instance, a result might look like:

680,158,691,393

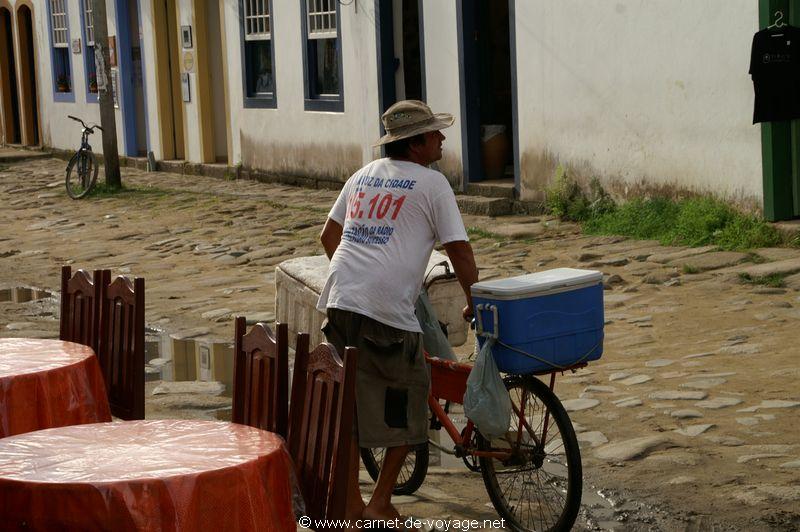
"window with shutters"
48,0,73,100
302,0,343,112
240,0,277,108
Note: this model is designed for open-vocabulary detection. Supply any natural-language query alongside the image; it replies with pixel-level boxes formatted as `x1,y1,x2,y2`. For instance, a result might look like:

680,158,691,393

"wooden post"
90,0,121,188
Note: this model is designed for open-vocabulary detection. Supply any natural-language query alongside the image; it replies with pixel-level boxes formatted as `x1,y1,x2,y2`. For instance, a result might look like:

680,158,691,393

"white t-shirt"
317,158,468,332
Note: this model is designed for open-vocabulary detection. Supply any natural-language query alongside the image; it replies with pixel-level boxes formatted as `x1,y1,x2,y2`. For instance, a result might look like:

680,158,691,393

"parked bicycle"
361,274,585,532
65,115,102,199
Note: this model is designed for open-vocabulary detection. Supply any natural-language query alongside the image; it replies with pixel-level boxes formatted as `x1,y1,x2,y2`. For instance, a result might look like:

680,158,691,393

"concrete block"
275,252,467,350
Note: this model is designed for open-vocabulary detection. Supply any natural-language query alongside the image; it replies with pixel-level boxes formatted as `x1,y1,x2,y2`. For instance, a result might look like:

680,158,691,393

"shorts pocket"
384,387,408,428
362,322,406,352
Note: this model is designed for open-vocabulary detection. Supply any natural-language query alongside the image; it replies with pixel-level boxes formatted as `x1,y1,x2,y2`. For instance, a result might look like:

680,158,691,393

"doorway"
0,7,20,144
152,0,184,160
377,0,425,113
457,0,517,189
115,0,147,156
203,0,229,164
16,4,38,146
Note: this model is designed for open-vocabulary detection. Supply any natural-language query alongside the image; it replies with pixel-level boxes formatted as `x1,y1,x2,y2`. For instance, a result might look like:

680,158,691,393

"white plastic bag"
415,289,457,362
463,337,512,439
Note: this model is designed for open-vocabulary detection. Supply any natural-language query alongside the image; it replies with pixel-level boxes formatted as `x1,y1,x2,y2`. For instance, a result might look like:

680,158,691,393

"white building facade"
1,1,796,220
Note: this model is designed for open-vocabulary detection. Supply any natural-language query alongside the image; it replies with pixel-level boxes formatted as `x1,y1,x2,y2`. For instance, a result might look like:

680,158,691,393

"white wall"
223,0,381,181
514,0,763,204
33,0,129,155
177,0,202,163
421,0,463,184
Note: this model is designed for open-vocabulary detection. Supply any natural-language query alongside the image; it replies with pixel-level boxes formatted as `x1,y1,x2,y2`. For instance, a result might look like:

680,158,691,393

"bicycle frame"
426,354,586,461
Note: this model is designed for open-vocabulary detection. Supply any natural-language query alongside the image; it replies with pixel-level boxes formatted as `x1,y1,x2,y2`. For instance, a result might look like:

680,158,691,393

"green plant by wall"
545,167,614,222
546,169,783,251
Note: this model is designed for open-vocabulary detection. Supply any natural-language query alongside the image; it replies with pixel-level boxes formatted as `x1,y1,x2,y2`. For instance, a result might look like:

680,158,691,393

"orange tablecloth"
0,420,297,531
0,338,112,437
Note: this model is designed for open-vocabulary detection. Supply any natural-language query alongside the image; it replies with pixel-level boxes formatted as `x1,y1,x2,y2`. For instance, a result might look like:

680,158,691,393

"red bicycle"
361,353,584,532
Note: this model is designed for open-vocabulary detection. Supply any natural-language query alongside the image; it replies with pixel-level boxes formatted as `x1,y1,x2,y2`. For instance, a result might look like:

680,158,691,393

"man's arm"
320,218,343,259
442,240,479,320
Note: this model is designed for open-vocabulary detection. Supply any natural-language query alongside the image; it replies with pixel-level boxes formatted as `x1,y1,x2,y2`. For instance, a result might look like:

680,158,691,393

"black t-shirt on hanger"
750,24,800,124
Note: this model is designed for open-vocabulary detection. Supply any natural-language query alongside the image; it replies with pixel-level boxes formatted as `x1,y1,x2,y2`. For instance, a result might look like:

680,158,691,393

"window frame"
47,0,74,102
300,0,344,112
238,0,277,109
79,0,98,103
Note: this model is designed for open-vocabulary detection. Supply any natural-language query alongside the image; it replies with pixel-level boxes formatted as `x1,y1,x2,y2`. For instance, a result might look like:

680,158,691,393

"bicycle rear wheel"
65,149,98,199
360,443,429,495
478,376,582,532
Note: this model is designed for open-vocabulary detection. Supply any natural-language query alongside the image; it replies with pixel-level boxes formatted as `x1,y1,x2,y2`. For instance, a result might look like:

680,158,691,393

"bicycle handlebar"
68,115,102,132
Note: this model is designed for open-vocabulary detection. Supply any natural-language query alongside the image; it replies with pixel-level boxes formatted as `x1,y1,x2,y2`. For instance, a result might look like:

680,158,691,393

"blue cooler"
471,268,604,374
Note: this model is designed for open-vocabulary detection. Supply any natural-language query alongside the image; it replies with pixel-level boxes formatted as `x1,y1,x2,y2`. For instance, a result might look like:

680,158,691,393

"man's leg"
363,444,410,520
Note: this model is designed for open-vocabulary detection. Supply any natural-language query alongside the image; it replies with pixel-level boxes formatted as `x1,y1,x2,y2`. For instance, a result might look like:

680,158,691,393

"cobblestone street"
2,157,800,530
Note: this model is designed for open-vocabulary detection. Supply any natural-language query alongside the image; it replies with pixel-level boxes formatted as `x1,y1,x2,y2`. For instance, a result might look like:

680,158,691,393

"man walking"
318,100,479,524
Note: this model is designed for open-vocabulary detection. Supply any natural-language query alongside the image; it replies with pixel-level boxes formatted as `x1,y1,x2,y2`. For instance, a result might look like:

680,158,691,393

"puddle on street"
0,286,53,304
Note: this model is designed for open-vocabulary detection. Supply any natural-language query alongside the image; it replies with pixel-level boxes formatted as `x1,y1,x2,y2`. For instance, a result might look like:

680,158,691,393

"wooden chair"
59,266,106,352
287,334,357,524
232,317,289,437
97,272,145,420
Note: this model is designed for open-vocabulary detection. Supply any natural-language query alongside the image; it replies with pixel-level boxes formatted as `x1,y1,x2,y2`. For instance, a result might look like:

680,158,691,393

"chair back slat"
232,317,289,437
98,273,145,420
288,333,357,523
59,266,104,352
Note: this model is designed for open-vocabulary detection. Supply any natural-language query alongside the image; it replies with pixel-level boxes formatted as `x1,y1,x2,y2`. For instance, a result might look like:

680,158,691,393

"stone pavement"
2,158,800,530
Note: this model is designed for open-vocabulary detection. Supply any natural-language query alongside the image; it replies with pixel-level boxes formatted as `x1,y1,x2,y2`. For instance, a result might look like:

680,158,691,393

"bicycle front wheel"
65,149,98,199
360,443,429,495
478,376,582,532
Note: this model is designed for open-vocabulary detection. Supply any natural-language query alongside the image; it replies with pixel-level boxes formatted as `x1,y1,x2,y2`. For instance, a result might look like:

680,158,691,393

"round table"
0,420,297,531
0,338,112,437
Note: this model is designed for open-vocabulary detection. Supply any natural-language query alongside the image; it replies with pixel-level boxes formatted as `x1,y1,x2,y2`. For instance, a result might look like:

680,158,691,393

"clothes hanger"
767,10,786,36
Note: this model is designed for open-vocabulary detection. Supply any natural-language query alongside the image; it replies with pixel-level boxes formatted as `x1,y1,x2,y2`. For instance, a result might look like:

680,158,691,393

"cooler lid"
471,268,602,298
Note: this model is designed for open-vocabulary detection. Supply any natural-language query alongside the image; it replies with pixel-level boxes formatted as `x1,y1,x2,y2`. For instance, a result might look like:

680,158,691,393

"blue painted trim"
114,0,137,156
417,0,426,101
455,0,481,189
45,0,75,103
78,2,98,104
238,0,277,109
300,0,344,112
509,0,519,195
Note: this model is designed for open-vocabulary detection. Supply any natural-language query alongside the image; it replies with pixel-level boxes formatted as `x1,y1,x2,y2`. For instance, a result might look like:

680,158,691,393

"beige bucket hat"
374,100,455,146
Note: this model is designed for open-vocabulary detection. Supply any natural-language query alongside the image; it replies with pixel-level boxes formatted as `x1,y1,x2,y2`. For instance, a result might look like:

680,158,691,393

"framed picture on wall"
181,26,192,49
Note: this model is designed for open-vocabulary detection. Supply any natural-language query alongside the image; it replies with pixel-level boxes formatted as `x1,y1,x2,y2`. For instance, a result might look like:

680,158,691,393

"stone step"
465,179,515,199
455,195,513,216
0,149,49,164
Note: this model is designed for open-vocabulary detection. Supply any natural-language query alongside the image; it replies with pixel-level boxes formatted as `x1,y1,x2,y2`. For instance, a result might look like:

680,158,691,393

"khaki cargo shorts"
322,308,430,449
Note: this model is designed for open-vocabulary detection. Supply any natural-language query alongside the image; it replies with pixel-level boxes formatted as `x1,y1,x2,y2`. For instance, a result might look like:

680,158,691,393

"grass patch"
546,169,785,252
86,182,169,199
738,272,787,288
681,264,700,274
467,226,503,241
582,197,782,251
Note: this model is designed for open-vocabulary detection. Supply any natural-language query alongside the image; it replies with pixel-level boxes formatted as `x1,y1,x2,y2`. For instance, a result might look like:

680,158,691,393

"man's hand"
462,304,474,322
